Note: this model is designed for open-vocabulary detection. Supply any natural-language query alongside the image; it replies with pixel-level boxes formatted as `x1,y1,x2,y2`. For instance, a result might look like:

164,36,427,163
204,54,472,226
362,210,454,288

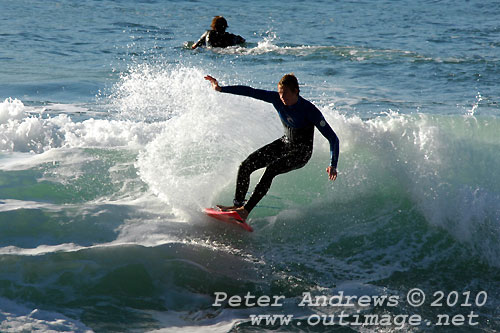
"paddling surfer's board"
204,208,253,232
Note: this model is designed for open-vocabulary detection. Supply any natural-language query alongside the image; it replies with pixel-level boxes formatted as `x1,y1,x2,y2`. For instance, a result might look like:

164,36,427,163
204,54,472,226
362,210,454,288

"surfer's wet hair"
211,16,228,32
279,73,300,93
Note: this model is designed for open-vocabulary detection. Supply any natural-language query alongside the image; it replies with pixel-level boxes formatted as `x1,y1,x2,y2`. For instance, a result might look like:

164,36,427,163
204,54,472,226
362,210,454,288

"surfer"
192,16,245,49
204,74,339,222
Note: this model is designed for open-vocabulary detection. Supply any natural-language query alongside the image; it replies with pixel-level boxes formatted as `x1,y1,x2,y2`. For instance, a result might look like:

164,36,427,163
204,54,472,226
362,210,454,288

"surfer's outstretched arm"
204,75,276,103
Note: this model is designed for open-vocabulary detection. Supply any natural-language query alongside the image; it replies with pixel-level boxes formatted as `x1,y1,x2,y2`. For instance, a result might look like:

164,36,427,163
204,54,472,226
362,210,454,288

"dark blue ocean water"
0,0,499,331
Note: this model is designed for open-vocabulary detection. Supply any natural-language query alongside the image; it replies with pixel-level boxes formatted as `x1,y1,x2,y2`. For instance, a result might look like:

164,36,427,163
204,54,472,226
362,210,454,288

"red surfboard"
204,208,253,232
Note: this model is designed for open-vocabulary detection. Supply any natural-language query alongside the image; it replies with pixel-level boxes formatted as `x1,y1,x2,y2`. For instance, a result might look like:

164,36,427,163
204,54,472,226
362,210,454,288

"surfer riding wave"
204,74,339,222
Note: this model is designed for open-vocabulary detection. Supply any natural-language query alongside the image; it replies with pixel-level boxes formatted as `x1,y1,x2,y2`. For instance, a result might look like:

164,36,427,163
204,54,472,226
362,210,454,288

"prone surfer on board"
204,74,339,222
192,16,245,49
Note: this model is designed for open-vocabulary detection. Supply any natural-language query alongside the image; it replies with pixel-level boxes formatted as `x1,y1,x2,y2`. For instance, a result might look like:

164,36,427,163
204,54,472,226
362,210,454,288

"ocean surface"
1,0,499,332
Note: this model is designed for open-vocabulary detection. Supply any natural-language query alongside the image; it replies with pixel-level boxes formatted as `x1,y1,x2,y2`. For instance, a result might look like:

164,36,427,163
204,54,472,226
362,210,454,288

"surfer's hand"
204,75,221,91
326,166,337,181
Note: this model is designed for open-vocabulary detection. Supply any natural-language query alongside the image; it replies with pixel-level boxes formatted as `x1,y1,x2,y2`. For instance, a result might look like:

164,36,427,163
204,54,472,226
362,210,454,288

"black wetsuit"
193,30,245,48
220,85,340,212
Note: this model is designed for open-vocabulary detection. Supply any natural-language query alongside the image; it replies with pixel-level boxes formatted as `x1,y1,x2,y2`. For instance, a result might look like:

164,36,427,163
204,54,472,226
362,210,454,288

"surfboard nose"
204,208,253,232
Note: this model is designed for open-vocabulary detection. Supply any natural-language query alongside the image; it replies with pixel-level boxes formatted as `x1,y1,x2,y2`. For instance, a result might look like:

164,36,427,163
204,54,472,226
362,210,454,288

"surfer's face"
278,85,299,106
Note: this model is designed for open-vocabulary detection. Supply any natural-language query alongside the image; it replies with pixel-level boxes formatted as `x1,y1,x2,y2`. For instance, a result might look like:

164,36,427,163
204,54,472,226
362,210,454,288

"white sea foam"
211,31,420,62
0,98,164,153
0,297,92,332
115,66,283,217
0,199,57,212
0,98,25,124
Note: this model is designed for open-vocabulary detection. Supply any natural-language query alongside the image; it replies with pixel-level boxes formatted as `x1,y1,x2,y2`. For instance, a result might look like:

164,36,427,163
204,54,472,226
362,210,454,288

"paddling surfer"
204,74,339,221
192,16,245,49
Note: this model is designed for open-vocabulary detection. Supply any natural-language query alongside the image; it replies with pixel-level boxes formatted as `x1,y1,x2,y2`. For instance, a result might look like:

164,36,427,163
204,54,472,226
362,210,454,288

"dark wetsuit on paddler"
192,16,245,49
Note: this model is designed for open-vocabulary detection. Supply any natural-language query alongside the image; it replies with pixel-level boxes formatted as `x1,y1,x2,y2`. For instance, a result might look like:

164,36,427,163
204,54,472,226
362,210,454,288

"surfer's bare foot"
216,205,238,212
234,207,249,221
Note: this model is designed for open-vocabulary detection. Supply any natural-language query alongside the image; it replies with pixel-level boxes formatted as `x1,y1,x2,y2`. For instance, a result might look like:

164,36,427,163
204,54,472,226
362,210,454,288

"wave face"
1,64,500,331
